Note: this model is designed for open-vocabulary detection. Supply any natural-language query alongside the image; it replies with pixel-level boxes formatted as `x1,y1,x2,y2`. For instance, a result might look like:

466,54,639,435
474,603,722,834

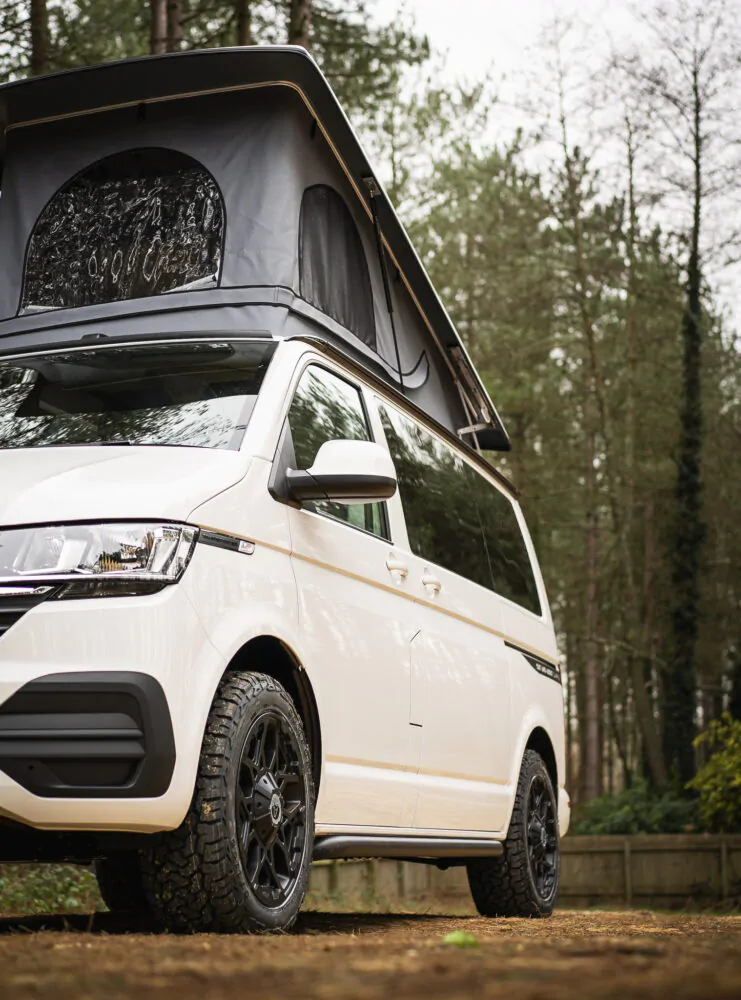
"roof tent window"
299,184,376,351
22,148,225,312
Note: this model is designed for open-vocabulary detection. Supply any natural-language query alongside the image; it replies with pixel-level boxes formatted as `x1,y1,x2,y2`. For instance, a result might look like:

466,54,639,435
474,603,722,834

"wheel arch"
525,726,558,793
222,635,323,792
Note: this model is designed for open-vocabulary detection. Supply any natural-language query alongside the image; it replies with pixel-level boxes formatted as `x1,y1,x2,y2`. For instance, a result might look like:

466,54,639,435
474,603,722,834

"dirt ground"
1,909,740,1000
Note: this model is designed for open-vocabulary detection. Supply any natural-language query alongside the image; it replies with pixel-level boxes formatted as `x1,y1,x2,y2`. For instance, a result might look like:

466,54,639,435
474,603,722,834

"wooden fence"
307,835,741,911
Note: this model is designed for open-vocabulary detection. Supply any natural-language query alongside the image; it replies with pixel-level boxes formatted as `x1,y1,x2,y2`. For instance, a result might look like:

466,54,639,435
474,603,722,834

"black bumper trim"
0,672,176,798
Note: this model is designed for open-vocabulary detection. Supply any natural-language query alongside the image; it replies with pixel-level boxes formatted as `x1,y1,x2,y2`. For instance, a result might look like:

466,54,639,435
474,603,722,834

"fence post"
397,861,406,901
623,840,632,908
720,839,729,901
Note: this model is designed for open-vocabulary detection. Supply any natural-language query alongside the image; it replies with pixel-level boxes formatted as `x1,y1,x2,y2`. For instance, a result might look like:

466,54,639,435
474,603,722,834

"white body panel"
0,339,569,841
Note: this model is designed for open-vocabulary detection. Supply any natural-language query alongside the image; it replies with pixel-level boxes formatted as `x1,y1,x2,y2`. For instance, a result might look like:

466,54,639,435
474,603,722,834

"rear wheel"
95,853,151,916
467,749,559,917
140,671,314,932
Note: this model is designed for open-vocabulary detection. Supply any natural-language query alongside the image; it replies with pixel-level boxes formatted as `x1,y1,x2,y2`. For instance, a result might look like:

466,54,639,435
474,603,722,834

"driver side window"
287,365,389,539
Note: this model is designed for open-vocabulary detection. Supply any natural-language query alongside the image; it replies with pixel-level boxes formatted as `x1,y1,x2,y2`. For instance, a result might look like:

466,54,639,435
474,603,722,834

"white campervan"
0,49,568,932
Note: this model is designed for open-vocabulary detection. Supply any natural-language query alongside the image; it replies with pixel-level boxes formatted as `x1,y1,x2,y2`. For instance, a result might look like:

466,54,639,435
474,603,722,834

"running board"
313,835,504,862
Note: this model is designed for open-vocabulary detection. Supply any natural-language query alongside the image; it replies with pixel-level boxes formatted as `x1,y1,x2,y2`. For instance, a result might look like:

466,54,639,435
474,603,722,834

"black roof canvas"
0,47,510,451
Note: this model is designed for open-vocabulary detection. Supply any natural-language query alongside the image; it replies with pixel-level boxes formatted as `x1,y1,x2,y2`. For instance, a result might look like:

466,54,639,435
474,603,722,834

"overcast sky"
373,0,740,327
375,0,637,85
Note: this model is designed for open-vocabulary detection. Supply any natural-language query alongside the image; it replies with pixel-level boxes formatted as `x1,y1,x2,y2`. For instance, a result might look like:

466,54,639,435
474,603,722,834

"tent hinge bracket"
447,346,492,426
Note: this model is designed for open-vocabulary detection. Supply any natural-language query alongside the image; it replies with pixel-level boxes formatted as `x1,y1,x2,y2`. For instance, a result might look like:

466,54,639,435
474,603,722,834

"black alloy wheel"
525,773,558,903
236,710,308,908
140,671,315,933
467,749,560,917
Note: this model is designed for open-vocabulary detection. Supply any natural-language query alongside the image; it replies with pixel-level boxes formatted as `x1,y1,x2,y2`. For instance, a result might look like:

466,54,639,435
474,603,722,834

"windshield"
0,339,276,451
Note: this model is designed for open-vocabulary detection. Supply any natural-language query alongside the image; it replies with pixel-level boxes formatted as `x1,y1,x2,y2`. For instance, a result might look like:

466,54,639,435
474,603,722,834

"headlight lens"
0,522,198,585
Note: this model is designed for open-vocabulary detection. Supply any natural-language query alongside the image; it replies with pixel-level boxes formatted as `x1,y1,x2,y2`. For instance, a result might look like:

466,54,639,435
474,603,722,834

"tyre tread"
139,670,314,933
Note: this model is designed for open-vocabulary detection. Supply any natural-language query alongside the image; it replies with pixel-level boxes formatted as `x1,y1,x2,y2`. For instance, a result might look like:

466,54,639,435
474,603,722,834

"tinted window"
288,365,388,539
379,403,541,613
467,466,542,615
23,148,224,312
299,185,376,351
0,340,275,451
378,404,490,588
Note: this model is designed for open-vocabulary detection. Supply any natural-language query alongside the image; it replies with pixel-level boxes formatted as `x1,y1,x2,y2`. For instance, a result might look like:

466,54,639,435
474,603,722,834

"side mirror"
286,440,397,505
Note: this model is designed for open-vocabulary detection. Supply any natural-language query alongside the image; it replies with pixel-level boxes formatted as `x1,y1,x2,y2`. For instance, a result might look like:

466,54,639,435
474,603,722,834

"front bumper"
0,582,225,832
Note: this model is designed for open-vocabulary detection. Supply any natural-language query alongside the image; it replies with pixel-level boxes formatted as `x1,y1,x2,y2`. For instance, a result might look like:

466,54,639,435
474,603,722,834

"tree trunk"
288,0,311,49
584,425,603,800
729,649,741,720
30,0,50,76
167,0,184,51
151,0,168,54
663,66,704,785
235,0,253,45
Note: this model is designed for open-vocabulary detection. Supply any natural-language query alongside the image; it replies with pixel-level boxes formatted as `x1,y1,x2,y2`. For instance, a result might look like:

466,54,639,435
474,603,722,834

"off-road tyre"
95,853,152,916
467,749,559,918
140,671,315,933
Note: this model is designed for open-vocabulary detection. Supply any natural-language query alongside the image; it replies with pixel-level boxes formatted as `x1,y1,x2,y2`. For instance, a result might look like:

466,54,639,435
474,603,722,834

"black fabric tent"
0,47,510,451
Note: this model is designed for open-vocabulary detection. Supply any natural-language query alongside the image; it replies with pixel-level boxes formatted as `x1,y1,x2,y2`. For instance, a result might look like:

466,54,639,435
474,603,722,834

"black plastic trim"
197,528,255,555
0,672,176,797
505,641,562,685
285,469,397,503
313,835,504,861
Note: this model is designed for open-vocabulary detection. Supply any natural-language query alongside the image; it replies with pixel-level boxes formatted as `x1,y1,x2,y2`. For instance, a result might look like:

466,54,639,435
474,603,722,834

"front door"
280,362,418,831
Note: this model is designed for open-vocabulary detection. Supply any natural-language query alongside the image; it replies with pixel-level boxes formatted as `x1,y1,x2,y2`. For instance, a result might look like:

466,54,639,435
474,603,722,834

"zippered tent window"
299,184,376,350
21,147,225,313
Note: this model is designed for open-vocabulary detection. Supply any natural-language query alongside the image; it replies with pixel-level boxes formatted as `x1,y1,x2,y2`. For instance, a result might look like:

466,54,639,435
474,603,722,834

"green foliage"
0,864,103,916
571,780,700,835
688,715,741,833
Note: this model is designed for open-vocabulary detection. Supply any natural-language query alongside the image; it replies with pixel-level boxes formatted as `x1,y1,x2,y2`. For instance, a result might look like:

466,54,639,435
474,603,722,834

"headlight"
0,522,198,594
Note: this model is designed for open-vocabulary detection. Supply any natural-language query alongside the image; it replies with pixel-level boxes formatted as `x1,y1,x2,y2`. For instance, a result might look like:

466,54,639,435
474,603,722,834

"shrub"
571,779,699,835
0,864,102,916
688,714,741,833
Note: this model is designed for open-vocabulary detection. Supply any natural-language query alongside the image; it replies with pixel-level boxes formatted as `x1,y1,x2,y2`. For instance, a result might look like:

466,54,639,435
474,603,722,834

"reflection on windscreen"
0,340,276,451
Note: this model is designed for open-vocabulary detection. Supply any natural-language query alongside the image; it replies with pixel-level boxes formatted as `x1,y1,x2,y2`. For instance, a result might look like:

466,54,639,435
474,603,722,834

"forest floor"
0,908,739,999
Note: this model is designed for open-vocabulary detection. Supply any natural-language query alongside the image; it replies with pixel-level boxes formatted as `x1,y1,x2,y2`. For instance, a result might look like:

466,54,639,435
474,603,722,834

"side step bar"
313,835,503,862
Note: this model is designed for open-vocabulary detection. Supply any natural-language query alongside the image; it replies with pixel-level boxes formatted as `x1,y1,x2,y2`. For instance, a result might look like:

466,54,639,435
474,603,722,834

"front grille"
0,586,55,641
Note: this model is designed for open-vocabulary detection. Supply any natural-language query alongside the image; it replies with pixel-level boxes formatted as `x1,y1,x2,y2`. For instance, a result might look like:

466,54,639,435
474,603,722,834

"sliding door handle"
421,573,442,595
386,557,409,578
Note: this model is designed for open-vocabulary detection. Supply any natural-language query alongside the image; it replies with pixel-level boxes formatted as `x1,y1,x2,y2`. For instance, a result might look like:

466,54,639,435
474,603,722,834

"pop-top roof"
0,47,510,451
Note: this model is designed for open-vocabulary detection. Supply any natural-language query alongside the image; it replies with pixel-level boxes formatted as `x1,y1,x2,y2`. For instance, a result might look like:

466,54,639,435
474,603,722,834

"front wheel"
467,749,559,917
140,671,315,932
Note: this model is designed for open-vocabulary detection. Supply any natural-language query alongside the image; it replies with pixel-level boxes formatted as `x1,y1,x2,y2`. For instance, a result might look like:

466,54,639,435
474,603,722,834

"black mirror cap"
285,469,396,503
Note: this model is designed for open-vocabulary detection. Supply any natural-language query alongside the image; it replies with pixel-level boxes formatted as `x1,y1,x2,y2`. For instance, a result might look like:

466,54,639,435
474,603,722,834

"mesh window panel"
299,185,376,350
22,148,225,311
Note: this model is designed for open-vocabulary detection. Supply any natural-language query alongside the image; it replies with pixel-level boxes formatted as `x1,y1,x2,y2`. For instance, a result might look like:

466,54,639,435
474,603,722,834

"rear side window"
287,365,388,539
379,403,541,614
466,467,542,615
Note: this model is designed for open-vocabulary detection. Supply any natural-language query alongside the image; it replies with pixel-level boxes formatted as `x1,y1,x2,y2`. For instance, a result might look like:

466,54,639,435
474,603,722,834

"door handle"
421,573,442,595
386,557,409,578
